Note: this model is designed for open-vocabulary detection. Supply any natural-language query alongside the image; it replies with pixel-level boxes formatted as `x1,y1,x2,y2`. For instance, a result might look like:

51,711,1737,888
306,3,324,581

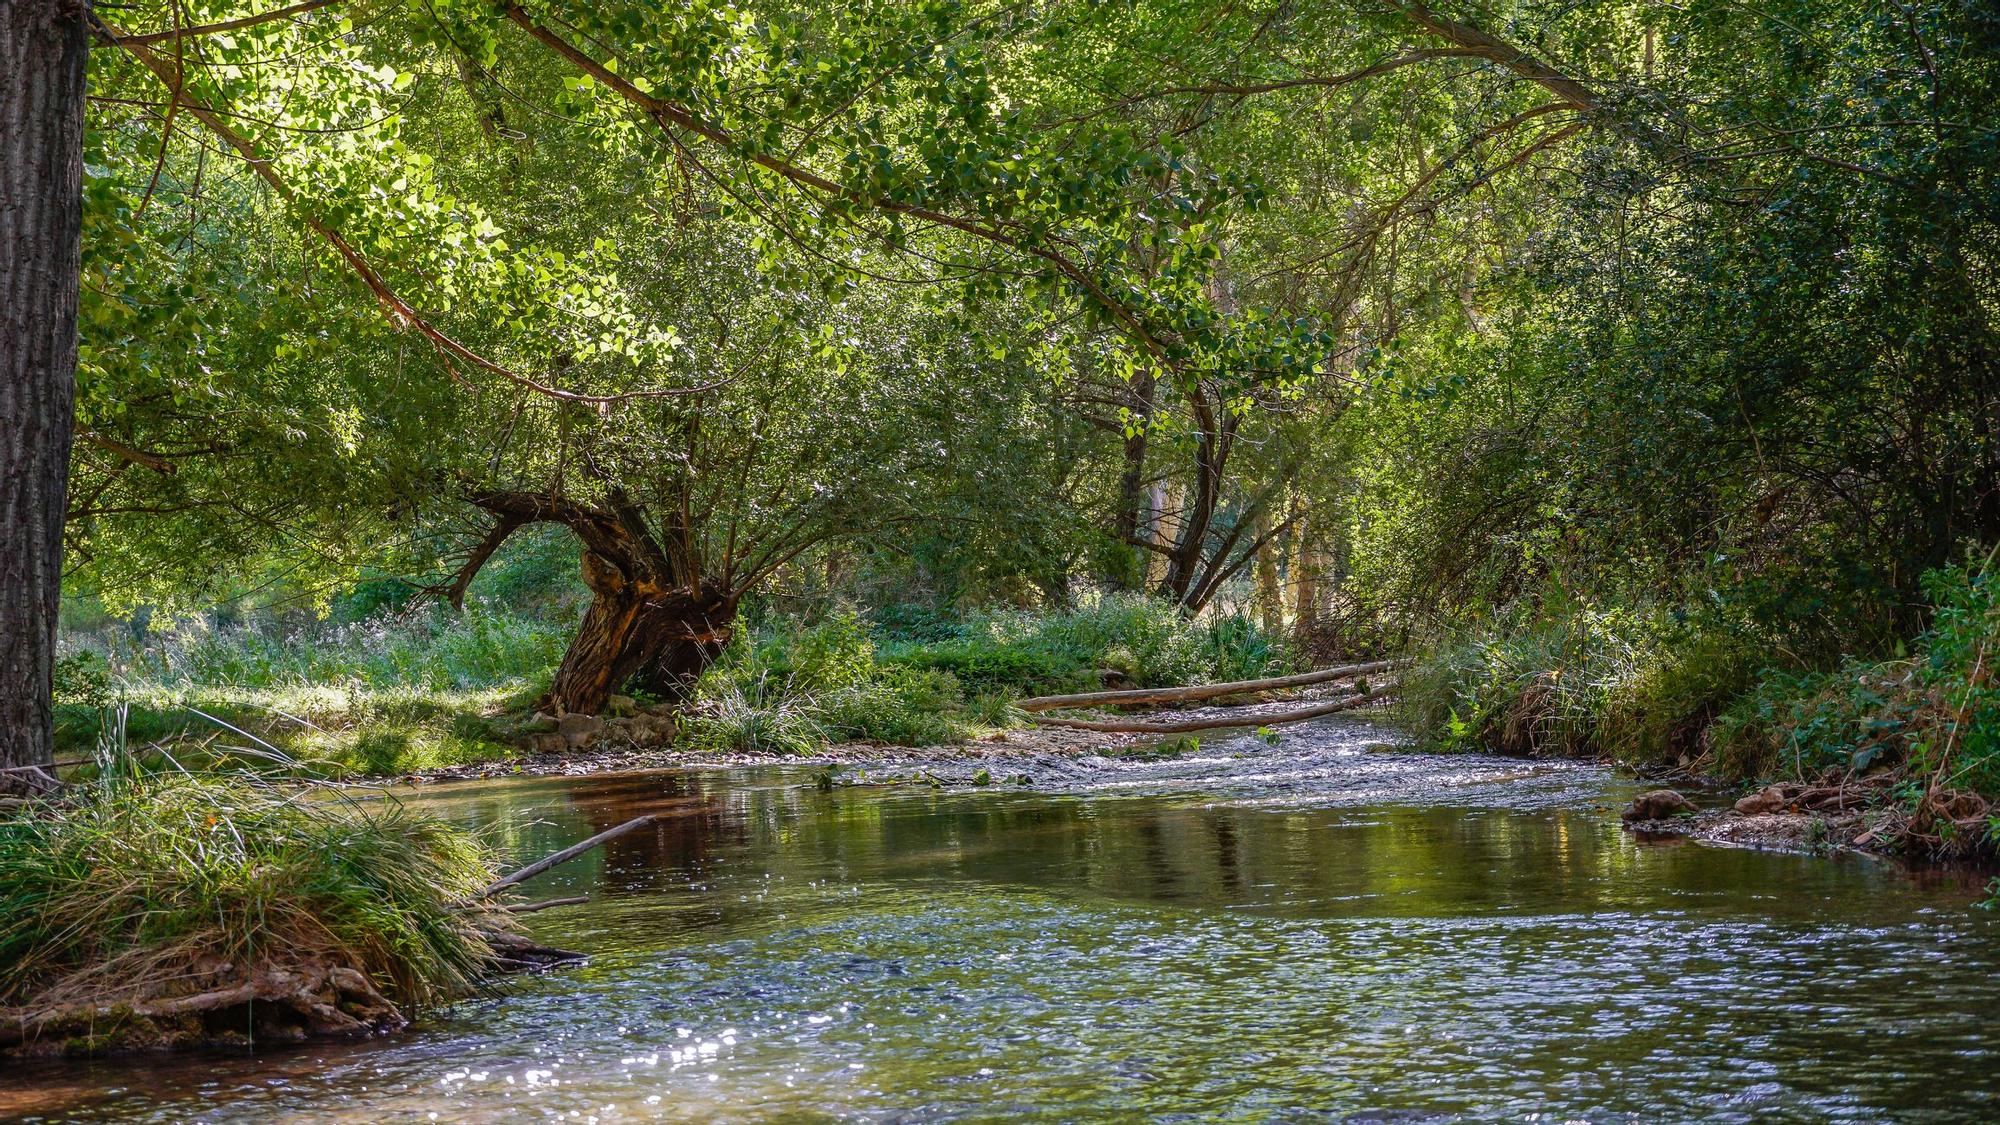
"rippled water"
8,718,1998,1122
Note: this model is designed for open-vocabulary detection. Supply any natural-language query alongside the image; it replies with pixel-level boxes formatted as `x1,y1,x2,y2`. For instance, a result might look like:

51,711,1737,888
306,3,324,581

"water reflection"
6,718,1998,1122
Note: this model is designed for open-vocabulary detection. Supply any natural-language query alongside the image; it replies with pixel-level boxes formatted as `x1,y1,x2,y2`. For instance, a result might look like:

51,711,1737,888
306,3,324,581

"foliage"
1714,562,2000,798
1402,596,1761,764
0,775,498,1013
886,594,1290,697
681,613,968,752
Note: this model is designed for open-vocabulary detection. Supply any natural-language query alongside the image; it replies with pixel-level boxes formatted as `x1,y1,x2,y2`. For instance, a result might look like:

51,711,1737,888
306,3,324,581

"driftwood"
496,895,591,914
1015,658,1406,713
1031,682,1395,734
474,814,659,899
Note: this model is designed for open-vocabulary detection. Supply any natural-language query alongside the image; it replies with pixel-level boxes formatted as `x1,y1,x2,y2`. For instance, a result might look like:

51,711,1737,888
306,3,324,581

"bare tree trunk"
1146,478,1176,590
1109,368,1155,589
1253,508,1284,635
1287,508,1319,633
0,0,89,792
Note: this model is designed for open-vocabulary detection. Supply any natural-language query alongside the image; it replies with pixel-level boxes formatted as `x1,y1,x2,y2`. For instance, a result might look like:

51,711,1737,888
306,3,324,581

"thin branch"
107,0,345,47
101,20,721,405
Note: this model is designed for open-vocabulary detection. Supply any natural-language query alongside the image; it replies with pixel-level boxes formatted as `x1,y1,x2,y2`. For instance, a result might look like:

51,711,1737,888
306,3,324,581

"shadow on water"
7,717,1999,1122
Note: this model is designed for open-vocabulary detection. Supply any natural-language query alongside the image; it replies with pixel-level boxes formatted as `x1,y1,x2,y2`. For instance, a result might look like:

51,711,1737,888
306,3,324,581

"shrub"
1712,561,2000,796
1402,598,1759,763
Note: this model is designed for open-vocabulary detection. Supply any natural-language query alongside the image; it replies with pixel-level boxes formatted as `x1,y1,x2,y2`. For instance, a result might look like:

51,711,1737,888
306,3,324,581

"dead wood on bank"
1015,659,1407,712
1030,681,1397,734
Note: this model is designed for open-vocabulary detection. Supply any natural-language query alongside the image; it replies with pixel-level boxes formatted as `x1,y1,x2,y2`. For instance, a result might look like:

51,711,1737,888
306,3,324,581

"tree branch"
105,0,344,47
100,20,721,406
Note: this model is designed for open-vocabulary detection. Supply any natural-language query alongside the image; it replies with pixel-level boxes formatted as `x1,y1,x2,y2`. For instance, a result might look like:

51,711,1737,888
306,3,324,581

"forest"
2,0,1998,1116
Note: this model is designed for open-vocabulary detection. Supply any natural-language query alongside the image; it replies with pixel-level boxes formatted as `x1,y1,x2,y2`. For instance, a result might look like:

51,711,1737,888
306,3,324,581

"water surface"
8,718,1997,1122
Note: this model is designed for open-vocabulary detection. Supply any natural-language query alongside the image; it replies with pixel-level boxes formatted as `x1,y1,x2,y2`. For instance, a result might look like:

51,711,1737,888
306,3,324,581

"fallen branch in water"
496,895,591,915
1015,659,1407,713
472,814,659,899
1030,682,1397,733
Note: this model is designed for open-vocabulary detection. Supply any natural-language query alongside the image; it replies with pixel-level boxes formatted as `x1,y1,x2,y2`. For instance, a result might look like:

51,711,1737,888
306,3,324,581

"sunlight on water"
8,717,1998,1122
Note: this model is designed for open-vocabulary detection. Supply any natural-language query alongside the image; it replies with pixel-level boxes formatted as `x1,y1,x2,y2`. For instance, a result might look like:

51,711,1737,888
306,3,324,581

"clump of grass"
678,674,831,756
0,775,501,1022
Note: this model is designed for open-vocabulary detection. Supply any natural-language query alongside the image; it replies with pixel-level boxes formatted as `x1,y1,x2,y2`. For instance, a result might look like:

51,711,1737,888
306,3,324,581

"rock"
556,712,603,738
645,702,679,717
1622,789,1696,823
525,711,559,733
607,694,638,717
527,732,566,755
1734,786,1787,816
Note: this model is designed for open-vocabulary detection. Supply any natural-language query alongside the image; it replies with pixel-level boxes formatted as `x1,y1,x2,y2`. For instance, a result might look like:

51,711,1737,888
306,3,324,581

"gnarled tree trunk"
0,0,89,793
464,491,737,716
540,554,734,715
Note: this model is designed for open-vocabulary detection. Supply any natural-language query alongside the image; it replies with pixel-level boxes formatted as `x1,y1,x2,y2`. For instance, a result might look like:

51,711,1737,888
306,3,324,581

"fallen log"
473,814,658,899
1015,658,1407,713
1031,682,1396,734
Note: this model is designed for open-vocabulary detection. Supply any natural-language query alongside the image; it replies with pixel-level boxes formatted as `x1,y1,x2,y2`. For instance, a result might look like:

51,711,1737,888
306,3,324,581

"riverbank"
0,775,538,1059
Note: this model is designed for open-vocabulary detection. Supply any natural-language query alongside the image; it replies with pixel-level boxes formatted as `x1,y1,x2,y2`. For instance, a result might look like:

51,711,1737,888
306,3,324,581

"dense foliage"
14,0,1993,839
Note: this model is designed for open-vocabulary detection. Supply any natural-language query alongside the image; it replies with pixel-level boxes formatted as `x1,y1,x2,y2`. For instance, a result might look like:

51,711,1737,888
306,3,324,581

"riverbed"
6,716,1997,1121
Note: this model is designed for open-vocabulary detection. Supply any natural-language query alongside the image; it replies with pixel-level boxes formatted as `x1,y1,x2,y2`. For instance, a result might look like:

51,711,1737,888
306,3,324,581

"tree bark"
1029,682,1396,733
0,0,90,792
1253,508,1285,636
1016,659,1406,712
1110,368,1155,589
538,553,736,716
464,490,738,716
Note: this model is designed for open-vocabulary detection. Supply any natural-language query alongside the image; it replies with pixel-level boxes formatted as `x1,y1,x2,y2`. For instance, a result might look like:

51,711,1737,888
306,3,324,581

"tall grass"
0,774,500,1021
53,602,568,777
88,601,570,695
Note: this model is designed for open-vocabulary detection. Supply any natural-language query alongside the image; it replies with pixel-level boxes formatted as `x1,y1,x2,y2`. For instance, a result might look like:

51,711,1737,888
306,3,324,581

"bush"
1402,597,1759,763
1713,561,2000,795
679,614,971,752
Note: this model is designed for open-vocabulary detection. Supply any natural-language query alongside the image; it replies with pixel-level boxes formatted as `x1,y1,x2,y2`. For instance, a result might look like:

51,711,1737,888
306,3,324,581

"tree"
1,0,90,791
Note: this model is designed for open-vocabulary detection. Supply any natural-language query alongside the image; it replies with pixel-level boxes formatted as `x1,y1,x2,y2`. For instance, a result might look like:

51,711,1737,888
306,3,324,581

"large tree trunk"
539,552,735,715
0,0,89,793
466,490,738,717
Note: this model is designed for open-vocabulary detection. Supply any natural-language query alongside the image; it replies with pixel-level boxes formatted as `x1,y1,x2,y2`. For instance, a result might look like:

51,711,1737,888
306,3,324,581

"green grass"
0,773,502,1019
880,593,1290,697
54,602,564,778
56,594,1290,769
679,596,1290,755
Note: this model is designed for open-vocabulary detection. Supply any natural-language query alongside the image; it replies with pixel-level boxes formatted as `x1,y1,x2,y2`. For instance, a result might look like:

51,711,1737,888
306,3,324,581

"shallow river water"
7,717,1999,1122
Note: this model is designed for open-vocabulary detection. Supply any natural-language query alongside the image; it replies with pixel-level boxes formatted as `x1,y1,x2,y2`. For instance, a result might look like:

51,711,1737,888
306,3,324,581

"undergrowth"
53,602,559,777
1404,563,2000,857
679,597,1286,755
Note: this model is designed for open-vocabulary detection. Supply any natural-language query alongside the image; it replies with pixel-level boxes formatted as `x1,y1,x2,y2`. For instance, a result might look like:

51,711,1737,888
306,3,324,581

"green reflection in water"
7,738,1998,1123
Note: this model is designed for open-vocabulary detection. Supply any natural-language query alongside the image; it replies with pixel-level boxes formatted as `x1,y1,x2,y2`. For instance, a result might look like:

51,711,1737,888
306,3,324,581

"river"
6,717,1998,1121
